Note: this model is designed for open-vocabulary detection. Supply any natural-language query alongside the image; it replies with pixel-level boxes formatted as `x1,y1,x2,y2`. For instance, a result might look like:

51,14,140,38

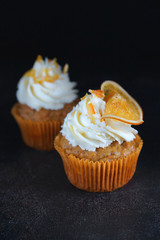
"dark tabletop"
0,59,160,240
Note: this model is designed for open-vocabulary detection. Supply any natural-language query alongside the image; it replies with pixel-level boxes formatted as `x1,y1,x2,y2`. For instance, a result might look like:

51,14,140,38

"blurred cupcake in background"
11,55,78,150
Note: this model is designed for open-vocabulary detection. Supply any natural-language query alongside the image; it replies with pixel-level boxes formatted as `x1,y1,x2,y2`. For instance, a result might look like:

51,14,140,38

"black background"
0,2,160,240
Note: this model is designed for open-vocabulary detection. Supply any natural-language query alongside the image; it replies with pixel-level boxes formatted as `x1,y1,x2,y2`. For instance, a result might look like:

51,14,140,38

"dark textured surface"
0,61,160,240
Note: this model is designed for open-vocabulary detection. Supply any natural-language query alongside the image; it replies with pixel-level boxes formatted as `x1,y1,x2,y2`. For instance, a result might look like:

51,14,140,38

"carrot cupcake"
11,55,78,150
54,81,143,192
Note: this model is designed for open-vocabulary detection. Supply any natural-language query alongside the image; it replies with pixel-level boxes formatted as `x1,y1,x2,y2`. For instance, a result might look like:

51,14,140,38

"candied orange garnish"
23,69,35,79
80,94,88,101
89,89,104,98
24,69,59,84
87,103,95,115
63,64,69,74
36,55,43,62
35,74,59,84
23,56,61,84
53,58,58,68
101,81,143,125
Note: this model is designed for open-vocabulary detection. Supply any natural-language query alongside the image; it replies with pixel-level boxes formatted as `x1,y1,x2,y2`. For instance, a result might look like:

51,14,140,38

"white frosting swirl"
61,91,138,151
16,56,78,110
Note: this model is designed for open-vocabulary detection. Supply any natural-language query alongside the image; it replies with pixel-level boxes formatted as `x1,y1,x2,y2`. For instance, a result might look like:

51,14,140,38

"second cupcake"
11,55,78,150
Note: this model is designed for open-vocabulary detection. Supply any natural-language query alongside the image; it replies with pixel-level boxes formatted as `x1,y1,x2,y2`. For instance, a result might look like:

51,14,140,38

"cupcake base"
54,138,143,192
11,104,62,151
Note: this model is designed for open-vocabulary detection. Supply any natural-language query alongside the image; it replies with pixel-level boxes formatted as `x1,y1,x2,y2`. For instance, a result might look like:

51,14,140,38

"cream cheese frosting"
61,90,138,151
16,55,78,111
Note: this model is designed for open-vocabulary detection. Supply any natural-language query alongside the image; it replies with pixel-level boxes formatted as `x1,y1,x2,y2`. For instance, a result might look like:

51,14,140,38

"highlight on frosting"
16,55,78,111
61,89,138,151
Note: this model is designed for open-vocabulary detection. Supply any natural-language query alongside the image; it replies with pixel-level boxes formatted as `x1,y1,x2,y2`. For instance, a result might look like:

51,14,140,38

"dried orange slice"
101,80,143,125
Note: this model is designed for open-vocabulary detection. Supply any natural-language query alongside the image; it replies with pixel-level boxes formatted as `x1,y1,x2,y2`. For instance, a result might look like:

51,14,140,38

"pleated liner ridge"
55,139,143,192
11,105,62,151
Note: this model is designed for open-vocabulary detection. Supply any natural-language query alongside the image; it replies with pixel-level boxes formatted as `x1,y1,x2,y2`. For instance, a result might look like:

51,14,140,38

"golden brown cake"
54,82,143,192
12,100,79,122
11,55,78,150
55,133,142,161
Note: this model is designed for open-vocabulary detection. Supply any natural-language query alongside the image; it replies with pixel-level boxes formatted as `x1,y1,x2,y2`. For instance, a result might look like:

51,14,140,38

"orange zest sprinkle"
63,63,69,73
24,68,59,84
23,69,35,78
89,89,104,98
34,74,59,84
36,55,43,62
88,103,95,114
23,56,61,84
72,110,75,116
53,58,58,68
80,94,88,101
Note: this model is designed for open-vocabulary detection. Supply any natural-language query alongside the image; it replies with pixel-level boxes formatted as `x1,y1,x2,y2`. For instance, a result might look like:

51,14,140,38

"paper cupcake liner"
55,140,143,192
11,105,62,151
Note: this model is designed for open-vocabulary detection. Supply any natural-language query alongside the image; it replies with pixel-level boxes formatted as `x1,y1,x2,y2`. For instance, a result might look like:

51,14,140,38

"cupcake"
11,55,78,150
54,81,143,192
